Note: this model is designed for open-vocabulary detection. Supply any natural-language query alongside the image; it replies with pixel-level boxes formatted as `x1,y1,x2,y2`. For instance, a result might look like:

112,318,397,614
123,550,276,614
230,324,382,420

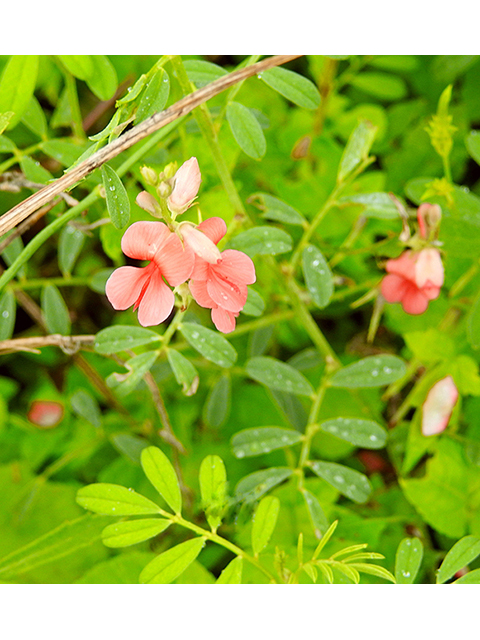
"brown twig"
0,55,301,238
0,333,95,355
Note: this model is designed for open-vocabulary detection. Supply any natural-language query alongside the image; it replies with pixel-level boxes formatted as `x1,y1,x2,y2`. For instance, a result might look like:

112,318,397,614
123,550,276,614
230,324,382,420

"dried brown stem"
0,333,95,355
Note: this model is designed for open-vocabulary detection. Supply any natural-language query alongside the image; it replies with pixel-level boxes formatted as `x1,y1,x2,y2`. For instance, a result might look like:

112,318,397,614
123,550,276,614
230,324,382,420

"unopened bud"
140,166,158,186
167,157,201,216
422,376,458,436
136,191,162,217
417,203,442,237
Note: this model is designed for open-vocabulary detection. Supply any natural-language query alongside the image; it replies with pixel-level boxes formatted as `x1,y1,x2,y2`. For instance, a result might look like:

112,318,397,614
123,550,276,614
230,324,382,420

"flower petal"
121,222,171,261
216,249,256,285
197,217,227,245
401,285,429,315
415,248,444,288
381,274,409,303
105,265,151,310
190,257,211,281
167,157,201,214
180,224,221,264
207,271,248,312
422,376,459,436
189,279,215,309
137,268,175,326
211,307,238,333
385,251,417,282
154,233,195,286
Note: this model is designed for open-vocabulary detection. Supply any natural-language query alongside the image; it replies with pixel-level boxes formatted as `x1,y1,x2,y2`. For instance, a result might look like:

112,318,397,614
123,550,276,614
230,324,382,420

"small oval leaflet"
94,325,161,354
102,518,171,548
59,224,85,276
242,288,265,317
183,60,228,87
227,101,266,160
436,535,480,584
259,67,321,110
302,244,334,309
70,389,102,429
139,537,205,584
319,417,388,449
141,446,182,515
136,68,170,123
227,226,293,258
329,354,407,389
395,537,424,584
234,467,293,503
231,426,303,459
76,483,161,516
0,289,16,340
310,461,372,504
251,495,280,555
41,284,71,335
180,322,237,368
199,455,227,532
107,351,158,397
337,120,377,183
338,192,401,220
246,356,315,397
249,192,306,227
101,163,131,229
167,348,199,396
302,489,329,538
203,374,231,429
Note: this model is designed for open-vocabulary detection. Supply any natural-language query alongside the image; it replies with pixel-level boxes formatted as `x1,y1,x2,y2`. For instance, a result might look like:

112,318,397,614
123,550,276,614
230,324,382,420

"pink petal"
137,268,175,326
189,279,215,309
381,274,409,303
154,233,195,286
190,257,211,281
211,307,238,333
180,224,221,264
136,191,160,216
105,265,152,310
422,376,459,436
216,249,256,285
207,271,247,312
401,285,429,315
121,221,171,261
415,248,444,288
385,251,417,282
197,217,227,245
422,283,441,301
167,157,201,214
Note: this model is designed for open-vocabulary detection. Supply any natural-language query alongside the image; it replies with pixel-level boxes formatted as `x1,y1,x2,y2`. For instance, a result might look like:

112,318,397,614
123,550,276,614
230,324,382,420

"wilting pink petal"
167,157,201,215
179,224,221,264
28,401,64,428
207,271,248,312
136,268,175,326
105,265,153,310
197,217,227,244
121,221,171,261
414,248,444,289
422,376,459,436
211,306,238,333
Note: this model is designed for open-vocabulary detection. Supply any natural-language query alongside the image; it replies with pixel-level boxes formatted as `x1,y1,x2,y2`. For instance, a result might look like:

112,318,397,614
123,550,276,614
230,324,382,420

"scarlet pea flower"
381,248,444,315
167,157,202,216
188,217,256,333
105,221,194,327
421,376,458,436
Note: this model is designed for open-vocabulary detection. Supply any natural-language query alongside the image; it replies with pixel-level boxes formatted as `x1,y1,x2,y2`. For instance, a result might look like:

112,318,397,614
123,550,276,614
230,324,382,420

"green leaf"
227,101,266,160
139,537,205,584
330,355,407,388
167,349,199,396
395,537,424,584
468,291,480,348
86,55,118,101
312,520,338,559
350,72,407,101
310,461,372,504
453,568,480,584
203,374,231,428
180,322,237,368
227,226,293,257
58,224,85,276
259,67,320,110
302,489,329,538
466,131,480,166
41,284,71,335
110,433,149,464
183,60,228,87
249,192,307,226
58,55,93,80
216,557,243,584
116,74,148,105
337,120,377,183
141,446,182,515
107,351,158,397
437,535,480,584
337,192,401,220
231,426,303,459
302,244,334,309
21,96,48,139
199,455,227,532
101,518,171,548
235,467,293,503
76,483,161,515
101,163,131,229
0,112,14,135
348,562,396,583
0,289,16,340
42,139,88,167
252,495,280,555
242,288,266,317
0,55,39,129
246,356,315,397
19,155,53,184
319,417,388,449
94,325,161,354
136,68,170,122
70,389,102,428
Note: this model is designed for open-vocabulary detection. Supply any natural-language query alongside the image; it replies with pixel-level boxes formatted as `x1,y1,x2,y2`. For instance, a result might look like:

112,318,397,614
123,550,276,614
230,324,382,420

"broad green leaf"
94,325,161,354
141,446,182,515
216,557,243,584
466,130,480,166
249,192,306,226
58,224,85,276
436,535,480,584
70,389,102,428
310,461,372,504
58,55,93,80
21,96,48,138
337,120,377,183
183,60,228,87
234,467,293,503
302,489,329,538
19,155,53,184
102,163,131,229
0,290,16,340
252,495,280,555
453,568,480,584
167,348,199,396
227,101,266,159
76,483,161,516
350,72,407,101
246,356,315,397
231,426,303,458
395,537,424,584
203,374,231,428
136,68,170,122
139,537,205,584
302,244,334,309
180,322,237,368
348,563,396,583
86,55,118,101
107,351,158,397
227,226,293,257
41,284,71,335
337,192,400,220
242,288,266,317
110,433,149,464
259,67,320,110
0,55,39,129
319,417,387,449
199,455,227,532
330,355,407,388
102,518,171,548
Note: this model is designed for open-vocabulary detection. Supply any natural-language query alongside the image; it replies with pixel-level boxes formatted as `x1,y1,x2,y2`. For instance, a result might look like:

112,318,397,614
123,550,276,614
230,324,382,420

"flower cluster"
105,158,255,333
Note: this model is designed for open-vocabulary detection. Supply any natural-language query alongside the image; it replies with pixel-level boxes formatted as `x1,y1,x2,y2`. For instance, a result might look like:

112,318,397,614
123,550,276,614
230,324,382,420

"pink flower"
167,157,201,215
105,221,194,327
381,249,444,315
421,376,458,436
178,222,222,264
188,217,256,333
28,401,64,428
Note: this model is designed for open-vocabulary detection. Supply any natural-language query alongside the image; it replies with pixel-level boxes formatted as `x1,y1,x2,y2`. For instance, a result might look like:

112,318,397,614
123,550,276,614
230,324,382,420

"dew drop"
383,366,392,374
371,369,379,377
2,310,9,319
402,570,411,578
369,435,378,442
334,475,345,483
236,450,245,459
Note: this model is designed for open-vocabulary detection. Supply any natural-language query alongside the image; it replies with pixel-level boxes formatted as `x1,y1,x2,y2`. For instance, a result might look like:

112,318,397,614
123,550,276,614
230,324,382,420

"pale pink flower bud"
179,223,221,264
167,157,201,215
136,191,161,216
417,203,442,235
421,376,458,436
414,248,444,289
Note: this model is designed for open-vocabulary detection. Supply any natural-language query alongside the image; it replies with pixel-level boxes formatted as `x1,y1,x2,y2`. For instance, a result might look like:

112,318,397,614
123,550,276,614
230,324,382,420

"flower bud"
28,401,64,428
140,166,158,186
417,203,442,238
167,157,201,215
178,222,221,264
421,376,458,436
136,191,162,217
